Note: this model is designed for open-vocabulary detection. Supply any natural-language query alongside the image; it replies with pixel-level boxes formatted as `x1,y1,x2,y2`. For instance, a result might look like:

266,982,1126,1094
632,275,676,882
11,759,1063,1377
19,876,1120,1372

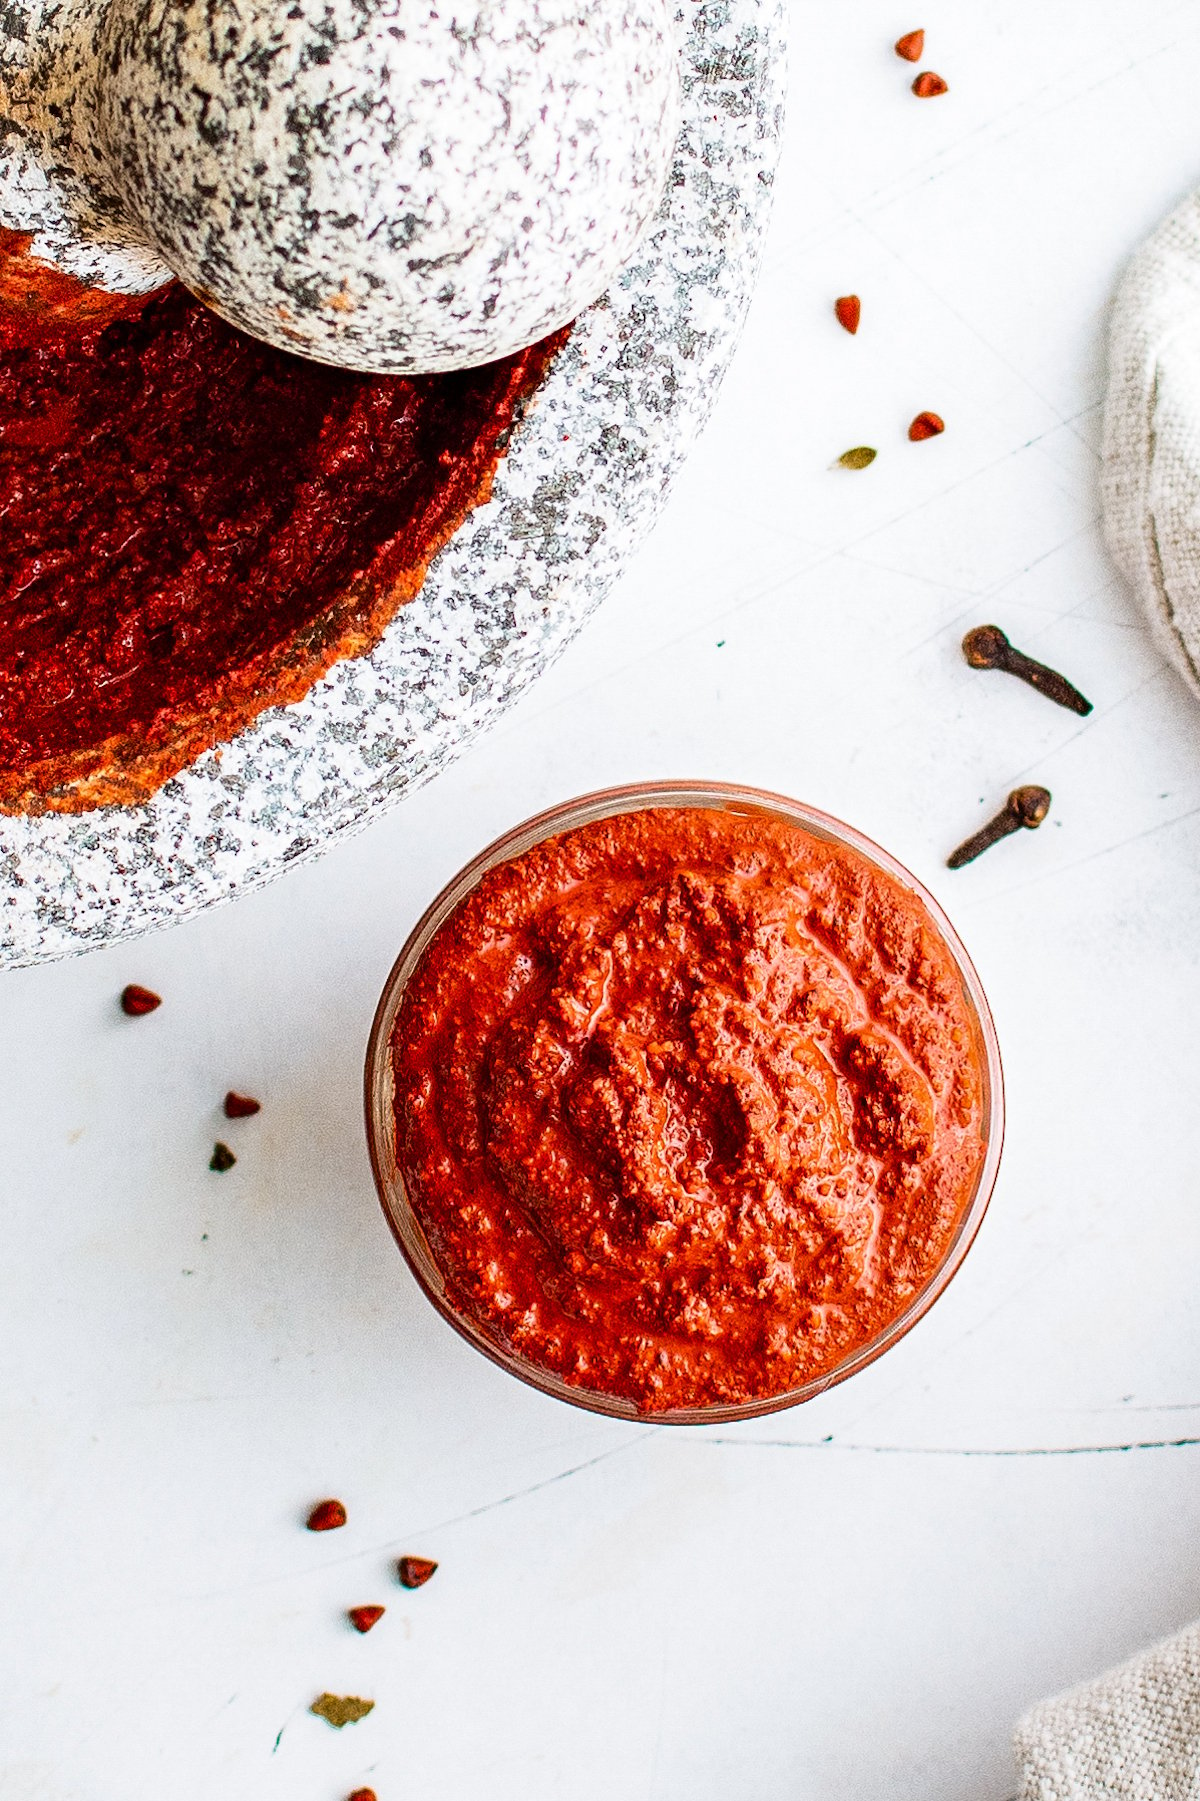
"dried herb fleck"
310,1693,374,1729
837,446,877,470
209,1142,236,1173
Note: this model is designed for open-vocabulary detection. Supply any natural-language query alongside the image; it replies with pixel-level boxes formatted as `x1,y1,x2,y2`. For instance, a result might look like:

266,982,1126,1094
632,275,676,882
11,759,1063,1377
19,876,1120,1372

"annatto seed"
307,1498,348,1532
397,1555,438,1589
120,984,161,1016
908,411,945,441
834,294,861,335
223,1091,262,1118
348,1605,385,1633
894,29,924,61
912,70,948,97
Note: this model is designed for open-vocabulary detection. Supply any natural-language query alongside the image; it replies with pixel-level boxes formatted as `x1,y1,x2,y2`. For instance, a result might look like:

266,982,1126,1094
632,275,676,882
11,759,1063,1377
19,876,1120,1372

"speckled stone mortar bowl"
0,0,787,967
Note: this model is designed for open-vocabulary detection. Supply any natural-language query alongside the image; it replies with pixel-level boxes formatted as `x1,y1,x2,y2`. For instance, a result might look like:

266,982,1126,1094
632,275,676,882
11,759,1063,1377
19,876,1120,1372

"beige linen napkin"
1014,1622,1200,1801
1104,190,1200,700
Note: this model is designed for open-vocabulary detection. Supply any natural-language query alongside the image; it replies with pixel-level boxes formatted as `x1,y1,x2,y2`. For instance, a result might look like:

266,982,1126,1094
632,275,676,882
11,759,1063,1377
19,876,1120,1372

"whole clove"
962,624,1092,716
947,785,1051,869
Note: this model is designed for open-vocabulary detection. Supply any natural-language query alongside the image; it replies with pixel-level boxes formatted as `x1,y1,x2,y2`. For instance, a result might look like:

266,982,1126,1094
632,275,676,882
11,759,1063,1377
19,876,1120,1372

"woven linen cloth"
1103,190,1200,699
1013,1621,1200,1800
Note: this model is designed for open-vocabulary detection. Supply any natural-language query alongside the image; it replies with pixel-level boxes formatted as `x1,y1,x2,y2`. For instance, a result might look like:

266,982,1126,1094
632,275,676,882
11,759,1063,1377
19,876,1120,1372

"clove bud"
947,785,1051,869
962,624,1092,716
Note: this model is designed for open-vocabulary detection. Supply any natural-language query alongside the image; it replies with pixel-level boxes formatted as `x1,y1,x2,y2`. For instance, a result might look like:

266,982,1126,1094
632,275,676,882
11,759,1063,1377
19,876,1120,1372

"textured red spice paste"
0,232,564,813
391,805,988,1412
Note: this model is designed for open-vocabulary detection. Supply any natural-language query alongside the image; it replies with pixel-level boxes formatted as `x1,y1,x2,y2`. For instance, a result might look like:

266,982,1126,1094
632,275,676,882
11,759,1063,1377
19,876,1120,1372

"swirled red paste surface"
391,805,989,1412
0,231,565,813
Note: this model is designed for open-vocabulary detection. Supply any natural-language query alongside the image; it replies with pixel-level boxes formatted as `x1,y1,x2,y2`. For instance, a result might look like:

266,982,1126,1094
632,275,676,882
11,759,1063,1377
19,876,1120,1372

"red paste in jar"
390,804,989,1412
0,232,565,813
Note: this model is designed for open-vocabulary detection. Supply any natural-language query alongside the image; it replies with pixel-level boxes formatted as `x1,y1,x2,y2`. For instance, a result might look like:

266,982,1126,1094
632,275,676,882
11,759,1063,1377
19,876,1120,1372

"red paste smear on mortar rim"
390,805,988,1413
0,231,566,813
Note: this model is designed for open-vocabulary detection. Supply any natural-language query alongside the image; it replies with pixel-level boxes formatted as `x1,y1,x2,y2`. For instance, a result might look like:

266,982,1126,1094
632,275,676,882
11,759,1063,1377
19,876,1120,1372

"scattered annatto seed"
120,984,161,1016
912,70,948,97
837,446,877,470
348,1605,386,1634
908,411,945,441
223,1091,261,1118
209,1142,237,1172
834,294,861,335
397,1555,438,1589
894,29,924,61
348,1790,378,1801
306,1498,348,1532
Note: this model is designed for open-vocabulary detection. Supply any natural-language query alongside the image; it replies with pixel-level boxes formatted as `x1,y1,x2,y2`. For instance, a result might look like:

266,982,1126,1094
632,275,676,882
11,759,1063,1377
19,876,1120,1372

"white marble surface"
6,1,1200,1796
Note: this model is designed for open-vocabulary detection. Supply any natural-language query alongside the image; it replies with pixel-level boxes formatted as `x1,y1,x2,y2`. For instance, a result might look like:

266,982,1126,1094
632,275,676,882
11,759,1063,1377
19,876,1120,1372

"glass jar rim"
364,780,1005,1425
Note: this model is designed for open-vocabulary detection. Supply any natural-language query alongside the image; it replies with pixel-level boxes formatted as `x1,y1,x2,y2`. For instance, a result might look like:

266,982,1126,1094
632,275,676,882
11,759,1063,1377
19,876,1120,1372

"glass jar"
365,781,1004,1424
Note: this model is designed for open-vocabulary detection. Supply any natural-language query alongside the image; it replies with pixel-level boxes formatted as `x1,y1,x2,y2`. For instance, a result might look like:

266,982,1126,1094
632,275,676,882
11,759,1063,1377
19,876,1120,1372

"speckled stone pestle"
4,0,680,372
0,0,787,965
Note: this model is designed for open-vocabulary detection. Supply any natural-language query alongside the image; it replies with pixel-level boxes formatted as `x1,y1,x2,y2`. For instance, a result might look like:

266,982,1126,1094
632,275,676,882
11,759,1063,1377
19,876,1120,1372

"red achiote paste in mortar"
0,231,564,812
